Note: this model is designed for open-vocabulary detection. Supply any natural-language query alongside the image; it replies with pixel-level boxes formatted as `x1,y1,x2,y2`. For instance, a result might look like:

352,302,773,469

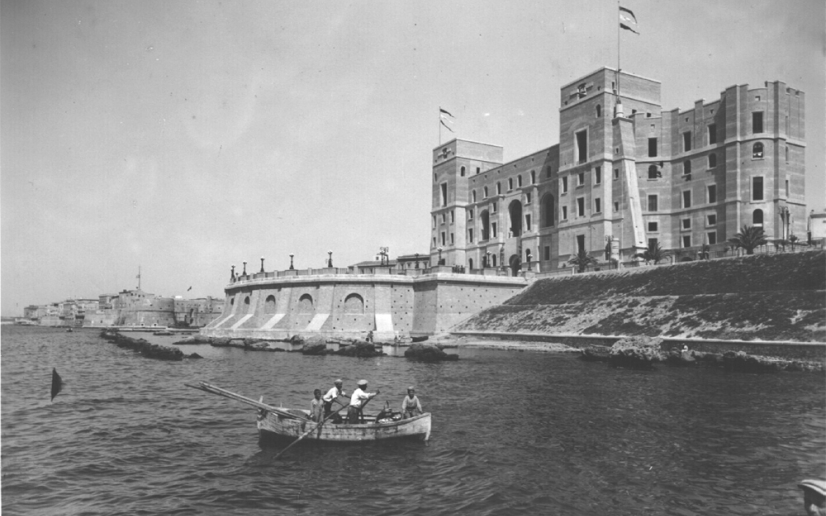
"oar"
356,391,380,423
273,401,352,460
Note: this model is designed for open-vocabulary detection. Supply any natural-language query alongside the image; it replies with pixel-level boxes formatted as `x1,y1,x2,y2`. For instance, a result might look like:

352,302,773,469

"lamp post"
485,251,491,268
242,261,247,276
260,256,265,274
230,265,235,282
415,253,419,269
327,250,333,268
289,254,294,270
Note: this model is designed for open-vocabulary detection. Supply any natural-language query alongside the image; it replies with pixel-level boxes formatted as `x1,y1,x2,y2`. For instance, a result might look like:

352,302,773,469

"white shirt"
350,387,372,408
322,386,345,403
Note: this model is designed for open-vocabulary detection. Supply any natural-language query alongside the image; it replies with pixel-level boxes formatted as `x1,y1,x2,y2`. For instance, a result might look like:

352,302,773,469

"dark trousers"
347,406,362,424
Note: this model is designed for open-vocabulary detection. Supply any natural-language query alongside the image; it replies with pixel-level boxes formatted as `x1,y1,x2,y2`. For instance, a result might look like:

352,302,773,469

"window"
753,112,764,133
576,197,585,217
496,182,502,195
648,165,660,179
525,192,532,204
440,183,447,206
476,167,481,174
683,190,692,208
483,186,489,198
682,235,692,248
753,142,764,158
440,232,446,246
508,178,513,191
753,209,763,227
683,160,692,175
594,198,601,213
648,138,658,157
577,172,585,186
562,206,568,220
450,211,455,223
561,177,568,194
491,255,497,267
682,218,691,230
576,130,587,163
648,221,658,232
544,246,550,261
708,124,717,144
492,202,497,213
450,233,454,244
614,201,619,212
708,153,717,168
468,208,474,220
647,194,658,212
468,258,474,270
786,146,789,163
596,104,602,118
517,175,523,187
432,216,436,229
440,213,446,224
707,184,717,203
546,166,552,178
541,195,555,227
752,176,764,201
683,131,692,152
491,222,498,238
594,166,602,185
472,190,477,203
525,214,531,231
707,232,717,245
648,238,659,249
707,214,717,226
531,170,536,184
613,168,620,180
460,166,466,177
785,178,790,197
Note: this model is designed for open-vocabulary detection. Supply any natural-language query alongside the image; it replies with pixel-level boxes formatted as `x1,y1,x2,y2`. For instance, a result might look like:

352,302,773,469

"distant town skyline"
2,0,824,316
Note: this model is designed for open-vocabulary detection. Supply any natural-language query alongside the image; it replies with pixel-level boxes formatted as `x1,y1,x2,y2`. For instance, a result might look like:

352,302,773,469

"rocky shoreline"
100,330,201,361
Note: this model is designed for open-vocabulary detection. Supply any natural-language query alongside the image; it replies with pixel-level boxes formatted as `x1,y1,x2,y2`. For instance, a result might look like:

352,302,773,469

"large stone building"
430,67,806,273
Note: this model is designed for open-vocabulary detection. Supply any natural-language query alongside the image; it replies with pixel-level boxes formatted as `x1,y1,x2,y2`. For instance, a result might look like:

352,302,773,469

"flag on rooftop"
620,6,639,34
439,107,454,118
440,119,454,132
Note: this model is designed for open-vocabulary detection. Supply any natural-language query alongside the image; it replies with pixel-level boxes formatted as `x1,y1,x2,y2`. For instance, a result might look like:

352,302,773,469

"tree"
789,234,800,251
728,225,767,255
567,249,599,273
634,242,670,264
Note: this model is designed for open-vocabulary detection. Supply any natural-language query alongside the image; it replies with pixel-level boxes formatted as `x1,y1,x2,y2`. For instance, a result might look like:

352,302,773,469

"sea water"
2,325,824,515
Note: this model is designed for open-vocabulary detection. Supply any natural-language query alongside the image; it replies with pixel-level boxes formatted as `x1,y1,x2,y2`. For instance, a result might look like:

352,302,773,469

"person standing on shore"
322,379,347,420
401,386,423,419
348,380,379,424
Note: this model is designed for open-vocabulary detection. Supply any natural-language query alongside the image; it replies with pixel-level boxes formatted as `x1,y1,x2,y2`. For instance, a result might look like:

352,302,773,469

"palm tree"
728,225,767,255
568,249,599,273
634,242,670,264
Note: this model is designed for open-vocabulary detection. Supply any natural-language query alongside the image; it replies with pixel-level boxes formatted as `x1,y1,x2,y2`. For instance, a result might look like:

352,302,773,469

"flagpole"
617,0,621,102
438,108,441,145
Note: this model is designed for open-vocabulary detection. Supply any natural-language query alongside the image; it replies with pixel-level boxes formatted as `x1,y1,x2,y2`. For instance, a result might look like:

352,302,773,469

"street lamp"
242,261,247,276
230,265,235,282
260,256,265,273
328,250,333,268
289,254,295,270
415,253,419,269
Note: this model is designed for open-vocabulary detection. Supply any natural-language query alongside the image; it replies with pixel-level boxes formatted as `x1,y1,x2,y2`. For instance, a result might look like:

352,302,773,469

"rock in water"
580,346,611,362
404,343,459,362
609,336,664,369
302,343,328,356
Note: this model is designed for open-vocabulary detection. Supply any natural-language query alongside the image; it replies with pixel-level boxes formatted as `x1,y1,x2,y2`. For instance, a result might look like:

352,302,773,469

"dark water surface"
2,326,824,515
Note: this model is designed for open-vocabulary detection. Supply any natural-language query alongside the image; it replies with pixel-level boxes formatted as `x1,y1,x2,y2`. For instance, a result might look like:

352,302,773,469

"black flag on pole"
51,368,63,402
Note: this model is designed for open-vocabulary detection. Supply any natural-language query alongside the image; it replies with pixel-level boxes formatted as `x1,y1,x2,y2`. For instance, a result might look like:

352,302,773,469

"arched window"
483,186,489,198
298,294,314,313
531,170,536,184
472,190,477,203
497,182,502,195
648,165,659,179
264,295,276,314
460,166,466,177
508,178,513,190
596,104,602,118
753,209,764,227
753,142,764,158
343,293,364,314
517,175,523,187
708,153,717,168
541,194,555,227
684,160,692,175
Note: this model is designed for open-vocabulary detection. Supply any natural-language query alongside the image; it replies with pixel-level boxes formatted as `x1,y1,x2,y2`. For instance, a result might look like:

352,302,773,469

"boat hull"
257,411,431,443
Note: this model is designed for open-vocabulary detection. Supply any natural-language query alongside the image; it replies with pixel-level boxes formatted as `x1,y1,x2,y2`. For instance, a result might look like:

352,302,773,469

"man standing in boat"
322,379,347,420
348,379,380,424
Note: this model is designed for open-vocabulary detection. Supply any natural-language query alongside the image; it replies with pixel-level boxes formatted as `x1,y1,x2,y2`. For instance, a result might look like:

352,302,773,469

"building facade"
430,67,807,273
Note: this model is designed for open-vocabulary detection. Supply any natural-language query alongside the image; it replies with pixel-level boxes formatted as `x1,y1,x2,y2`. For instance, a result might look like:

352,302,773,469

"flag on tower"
440,107,454,119
619,6,639,34
439,107,455,132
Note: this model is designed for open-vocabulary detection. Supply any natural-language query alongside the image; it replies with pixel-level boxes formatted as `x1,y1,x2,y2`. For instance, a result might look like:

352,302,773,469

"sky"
2,0,824,316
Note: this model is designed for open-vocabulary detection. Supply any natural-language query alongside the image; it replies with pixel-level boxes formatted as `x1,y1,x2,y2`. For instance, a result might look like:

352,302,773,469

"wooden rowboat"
186,381,431,443
257,409,431,442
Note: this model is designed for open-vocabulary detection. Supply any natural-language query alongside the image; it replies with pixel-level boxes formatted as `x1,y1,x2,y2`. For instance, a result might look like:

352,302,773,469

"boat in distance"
185,381,431,443
258,409,431,442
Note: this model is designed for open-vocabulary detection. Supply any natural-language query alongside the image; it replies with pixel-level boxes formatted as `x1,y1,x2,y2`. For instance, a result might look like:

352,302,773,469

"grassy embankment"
455,250,825,342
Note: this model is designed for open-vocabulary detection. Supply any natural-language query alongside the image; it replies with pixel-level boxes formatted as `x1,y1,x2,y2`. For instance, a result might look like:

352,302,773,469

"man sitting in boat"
348,379,380,424
401,386,423,419
322,379,347,421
